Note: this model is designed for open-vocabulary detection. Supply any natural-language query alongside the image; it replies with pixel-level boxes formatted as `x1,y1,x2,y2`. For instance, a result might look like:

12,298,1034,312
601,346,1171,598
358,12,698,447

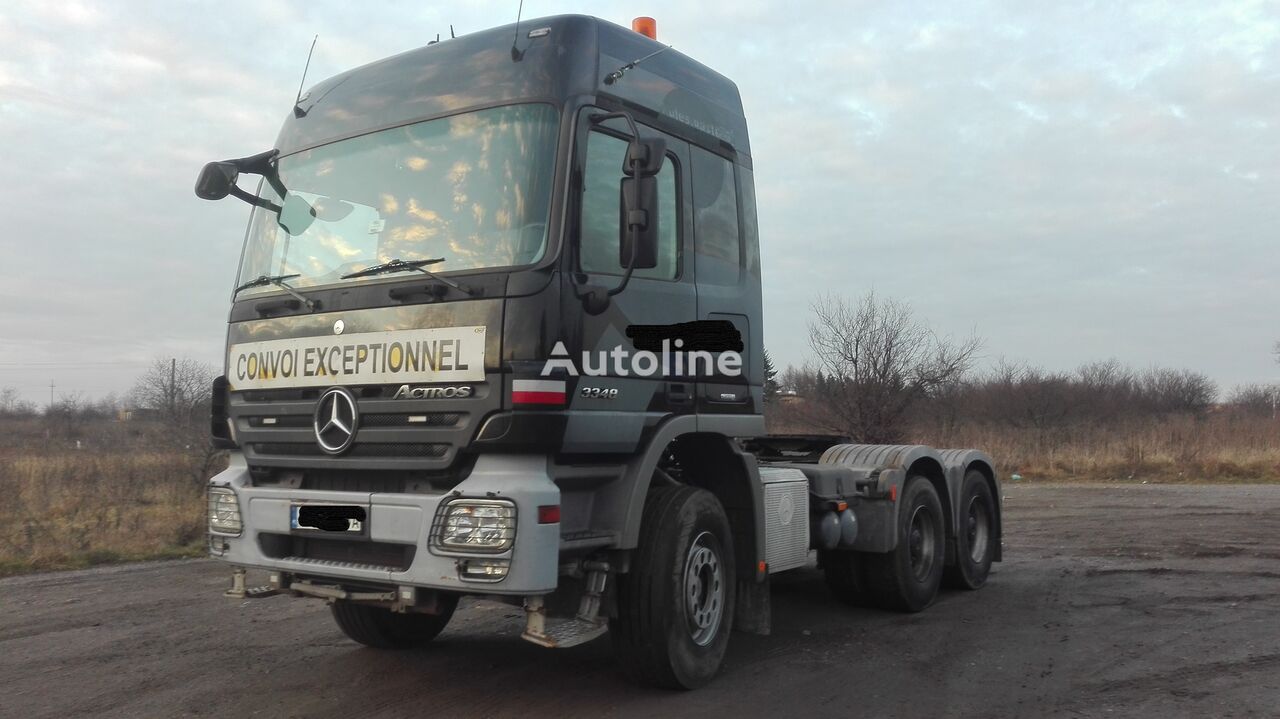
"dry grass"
0,447,216,576
923,414,1280,483
2,407,1276,578
770,402,1280,483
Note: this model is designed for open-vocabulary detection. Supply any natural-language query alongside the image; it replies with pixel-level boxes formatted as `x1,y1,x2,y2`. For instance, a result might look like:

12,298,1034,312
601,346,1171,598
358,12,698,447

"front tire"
611,486,736,689
943,470,996,590
866,476,945,612
331,596,457,649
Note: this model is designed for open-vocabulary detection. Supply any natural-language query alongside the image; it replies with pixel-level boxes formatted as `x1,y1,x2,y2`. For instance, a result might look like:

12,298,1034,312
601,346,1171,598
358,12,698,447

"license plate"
290,504,367,533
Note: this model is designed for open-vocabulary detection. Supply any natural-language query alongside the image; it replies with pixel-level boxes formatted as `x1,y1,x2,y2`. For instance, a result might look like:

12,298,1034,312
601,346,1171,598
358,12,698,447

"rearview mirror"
619,175,659,269
195,161,239,200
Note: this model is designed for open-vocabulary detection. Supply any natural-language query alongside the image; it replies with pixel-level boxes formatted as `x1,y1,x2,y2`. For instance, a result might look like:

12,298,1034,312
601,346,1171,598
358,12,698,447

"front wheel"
611,486,736,689
331,596,457,649
865,476,945,612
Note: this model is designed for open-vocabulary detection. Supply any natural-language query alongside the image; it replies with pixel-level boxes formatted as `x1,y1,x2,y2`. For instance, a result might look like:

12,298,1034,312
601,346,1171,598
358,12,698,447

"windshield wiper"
233,273,318,311
341,258,472,295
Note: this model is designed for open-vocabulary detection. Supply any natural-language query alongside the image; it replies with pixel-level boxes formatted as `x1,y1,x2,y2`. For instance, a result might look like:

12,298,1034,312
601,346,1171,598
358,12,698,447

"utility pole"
170,357,177,418
49,380,55,410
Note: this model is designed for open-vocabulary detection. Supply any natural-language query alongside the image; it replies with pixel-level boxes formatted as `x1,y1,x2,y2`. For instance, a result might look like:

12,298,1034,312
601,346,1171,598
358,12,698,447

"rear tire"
820,549,875,607
866,476,945,612
943,470,996,590
611,486,736,689
331,596,457,649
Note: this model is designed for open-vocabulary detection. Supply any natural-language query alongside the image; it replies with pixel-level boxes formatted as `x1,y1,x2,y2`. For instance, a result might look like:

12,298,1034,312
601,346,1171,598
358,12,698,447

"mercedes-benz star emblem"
313,387,358,455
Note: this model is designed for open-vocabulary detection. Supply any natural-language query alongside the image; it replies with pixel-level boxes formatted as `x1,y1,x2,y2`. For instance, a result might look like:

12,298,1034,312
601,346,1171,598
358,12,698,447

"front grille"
229,380,496,471
260,533,416,572
247,412,463,429
364,412,463,428
252,442,449,458
250,468,462,493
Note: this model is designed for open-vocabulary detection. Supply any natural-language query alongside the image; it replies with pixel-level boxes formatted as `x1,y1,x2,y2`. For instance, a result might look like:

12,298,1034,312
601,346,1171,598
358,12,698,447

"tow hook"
224,567,284,599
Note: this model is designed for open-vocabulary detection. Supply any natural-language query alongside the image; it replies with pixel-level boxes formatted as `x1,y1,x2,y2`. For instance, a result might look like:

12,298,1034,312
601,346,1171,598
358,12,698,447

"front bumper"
207,453,560,595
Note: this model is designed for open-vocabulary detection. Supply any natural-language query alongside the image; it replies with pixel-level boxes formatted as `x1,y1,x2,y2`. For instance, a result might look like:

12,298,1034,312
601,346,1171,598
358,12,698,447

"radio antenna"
510,0,525,61
292,35,318,118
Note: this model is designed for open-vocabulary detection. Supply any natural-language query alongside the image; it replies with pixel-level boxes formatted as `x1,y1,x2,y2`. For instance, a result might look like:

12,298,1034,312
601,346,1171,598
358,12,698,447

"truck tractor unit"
199,15,1001,689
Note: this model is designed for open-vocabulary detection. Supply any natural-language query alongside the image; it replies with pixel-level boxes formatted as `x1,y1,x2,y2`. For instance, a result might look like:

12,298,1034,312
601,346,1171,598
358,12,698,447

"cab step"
521,615,608,648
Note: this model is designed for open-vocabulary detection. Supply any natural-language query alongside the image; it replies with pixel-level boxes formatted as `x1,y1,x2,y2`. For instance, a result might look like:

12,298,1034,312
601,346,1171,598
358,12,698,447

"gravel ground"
2,483,1278,718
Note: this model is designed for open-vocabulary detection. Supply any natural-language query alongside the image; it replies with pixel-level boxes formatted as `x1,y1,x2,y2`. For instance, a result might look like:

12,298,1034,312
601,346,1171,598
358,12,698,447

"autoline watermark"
541,340,742,377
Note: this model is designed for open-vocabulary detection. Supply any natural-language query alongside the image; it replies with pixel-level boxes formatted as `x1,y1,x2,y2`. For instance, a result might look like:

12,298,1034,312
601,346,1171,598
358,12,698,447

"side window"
691,147,740,286
739,167,760,278
580,130,678,280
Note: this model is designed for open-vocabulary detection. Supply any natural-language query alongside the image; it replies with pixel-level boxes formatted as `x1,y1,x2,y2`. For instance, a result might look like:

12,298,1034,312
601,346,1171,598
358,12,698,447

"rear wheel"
866,476,945,612
611,486,736,689
944,470,996,590
331,596,457,649
820,549,874,607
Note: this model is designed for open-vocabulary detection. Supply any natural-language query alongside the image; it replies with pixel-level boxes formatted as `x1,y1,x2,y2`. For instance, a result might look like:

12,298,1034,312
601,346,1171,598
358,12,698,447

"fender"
938,448,1003,562
597,414,768,581
819,444,949,553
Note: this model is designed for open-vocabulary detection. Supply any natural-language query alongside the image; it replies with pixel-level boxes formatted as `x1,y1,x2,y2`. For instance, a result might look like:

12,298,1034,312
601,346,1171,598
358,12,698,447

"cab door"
558,106,696,451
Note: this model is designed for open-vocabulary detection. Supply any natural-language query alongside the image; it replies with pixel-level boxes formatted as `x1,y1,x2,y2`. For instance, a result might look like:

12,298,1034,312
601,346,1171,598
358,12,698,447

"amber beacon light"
632,16,657,40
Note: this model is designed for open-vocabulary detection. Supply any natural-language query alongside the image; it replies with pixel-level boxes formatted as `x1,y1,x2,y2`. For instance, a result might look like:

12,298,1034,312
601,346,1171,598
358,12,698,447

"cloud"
0,0,1277,403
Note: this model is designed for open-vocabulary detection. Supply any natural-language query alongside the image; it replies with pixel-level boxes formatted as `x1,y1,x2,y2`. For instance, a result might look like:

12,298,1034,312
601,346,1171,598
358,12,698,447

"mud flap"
734,576,771,635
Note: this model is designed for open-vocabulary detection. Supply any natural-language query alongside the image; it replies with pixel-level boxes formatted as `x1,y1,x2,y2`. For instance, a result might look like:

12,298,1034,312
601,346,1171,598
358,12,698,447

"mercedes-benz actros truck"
198,14,1001,689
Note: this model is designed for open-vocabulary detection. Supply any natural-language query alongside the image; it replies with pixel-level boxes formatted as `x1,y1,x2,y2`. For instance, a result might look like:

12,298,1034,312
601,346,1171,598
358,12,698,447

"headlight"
207,487,242,535
433,500,516,553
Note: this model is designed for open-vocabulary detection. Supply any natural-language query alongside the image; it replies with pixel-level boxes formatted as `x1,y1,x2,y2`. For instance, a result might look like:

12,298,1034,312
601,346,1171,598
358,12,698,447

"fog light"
459,558,510,581
207,487,242,535
208,535,230,556
433,499,516,553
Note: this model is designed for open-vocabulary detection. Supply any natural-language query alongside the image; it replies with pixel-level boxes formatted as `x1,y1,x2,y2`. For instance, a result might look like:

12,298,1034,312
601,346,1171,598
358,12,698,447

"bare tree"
0,387,37,418
129,357,215,425
1137,367,1217,415
807,292,981,443
45,391,90,439
1227,384,1278,418
129,358,223,486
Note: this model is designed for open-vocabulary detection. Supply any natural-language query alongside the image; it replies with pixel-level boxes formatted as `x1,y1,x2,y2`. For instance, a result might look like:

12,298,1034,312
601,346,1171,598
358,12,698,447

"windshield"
236,103,559,295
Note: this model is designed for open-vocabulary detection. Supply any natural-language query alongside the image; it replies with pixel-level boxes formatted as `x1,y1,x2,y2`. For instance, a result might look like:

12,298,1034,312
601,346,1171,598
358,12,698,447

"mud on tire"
610,486,736,690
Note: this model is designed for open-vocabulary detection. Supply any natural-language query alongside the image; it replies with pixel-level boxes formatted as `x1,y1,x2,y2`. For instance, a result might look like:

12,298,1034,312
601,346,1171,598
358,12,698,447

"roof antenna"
292,35,318,118
450,24,456,39
510,0,525,61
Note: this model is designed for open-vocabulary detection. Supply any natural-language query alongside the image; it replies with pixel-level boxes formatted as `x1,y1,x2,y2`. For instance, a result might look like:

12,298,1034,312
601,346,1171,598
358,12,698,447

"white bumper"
207,453,561,594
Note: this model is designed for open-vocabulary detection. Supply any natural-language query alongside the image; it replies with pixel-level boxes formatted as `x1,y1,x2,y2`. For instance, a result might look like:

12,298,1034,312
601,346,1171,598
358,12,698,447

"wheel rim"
683,531,724,647
907,505,937,582
966,494,990,563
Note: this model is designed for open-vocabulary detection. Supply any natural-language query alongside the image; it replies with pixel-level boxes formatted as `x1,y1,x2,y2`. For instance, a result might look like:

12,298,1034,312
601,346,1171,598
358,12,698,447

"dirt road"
3,484,1278,718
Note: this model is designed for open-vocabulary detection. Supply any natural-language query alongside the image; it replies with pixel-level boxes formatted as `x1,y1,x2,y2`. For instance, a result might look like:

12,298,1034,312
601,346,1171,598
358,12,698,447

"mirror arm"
583,224,640,315
607,226,640,298
231,149,288,205
589,111,641,142
228,186,282,213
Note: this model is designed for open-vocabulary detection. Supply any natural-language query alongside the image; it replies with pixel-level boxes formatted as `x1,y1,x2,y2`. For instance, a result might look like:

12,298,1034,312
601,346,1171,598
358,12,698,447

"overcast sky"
1,0,1277,405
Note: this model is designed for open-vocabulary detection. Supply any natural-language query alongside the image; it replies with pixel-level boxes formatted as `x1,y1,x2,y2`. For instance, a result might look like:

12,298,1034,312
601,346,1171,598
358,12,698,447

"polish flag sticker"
511,379,567,405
